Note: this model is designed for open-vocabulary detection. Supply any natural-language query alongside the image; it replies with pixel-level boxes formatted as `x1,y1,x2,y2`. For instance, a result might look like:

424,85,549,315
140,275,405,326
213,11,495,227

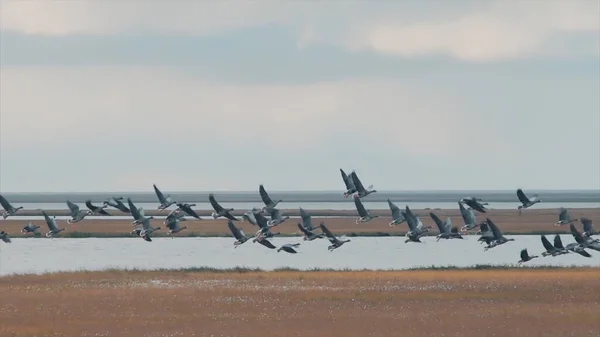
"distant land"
1,190,599,203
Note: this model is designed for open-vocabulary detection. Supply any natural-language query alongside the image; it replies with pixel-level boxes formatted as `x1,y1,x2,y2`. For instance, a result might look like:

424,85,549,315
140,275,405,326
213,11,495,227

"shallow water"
1,235,598,276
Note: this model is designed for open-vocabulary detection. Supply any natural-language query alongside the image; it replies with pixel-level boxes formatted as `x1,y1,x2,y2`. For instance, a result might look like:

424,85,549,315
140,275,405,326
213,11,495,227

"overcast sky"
0,0,599,192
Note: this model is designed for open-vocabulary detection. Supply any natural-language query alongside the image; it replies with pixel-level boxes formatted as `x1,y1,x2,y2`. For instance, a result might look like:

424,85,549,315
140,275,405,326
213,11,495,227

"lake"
1,235,598,276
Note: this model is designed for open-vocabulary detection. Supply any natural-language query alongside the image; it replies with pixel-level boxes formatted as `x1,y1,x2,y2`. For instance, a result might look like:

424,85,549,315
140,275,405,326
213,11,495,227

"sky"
0,0,599,192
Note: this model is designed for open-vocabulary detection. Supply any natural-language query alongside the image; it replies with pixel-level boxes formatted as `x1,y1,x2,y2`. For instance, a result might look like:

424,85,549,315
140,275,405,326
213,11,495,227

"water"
1,236,598,276
11,201,600,211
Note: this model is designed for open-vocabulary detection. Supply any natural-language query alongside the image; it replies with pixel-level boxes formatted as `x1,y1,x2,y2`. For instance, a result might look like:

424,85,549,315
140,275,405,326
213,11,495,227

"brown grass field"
1,208,599,237
0,269,599,337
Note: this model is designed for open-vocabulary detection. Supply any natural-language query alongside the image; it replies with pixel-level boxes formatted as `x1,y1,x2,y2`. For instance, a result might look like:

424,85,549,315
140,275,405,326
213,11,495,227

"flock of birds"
0,169,598,263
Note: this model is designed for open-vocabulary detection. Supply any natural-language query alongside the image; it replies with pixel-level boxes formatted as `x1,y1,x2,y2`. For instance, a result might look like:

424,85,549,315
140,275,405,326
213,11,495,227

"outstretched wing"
299,207,313,229
541,235,555,251
153,184,166,204
85,200,96,211
580,217,593,233
259,185,274,206
520,249,528,261
127,198,141,219
354,197,368,217
486,218,503,240
254,212,270,229
340,169,355,190
319,223,336,239
297,223,312,236
429,212,446,233
553,234,565,249
269,207,281,220
208,194,224,213
388,199,401,219
0,194,13,211
41,210,58,231
228,220,245,240
558,208,569,222
516,189,530,205
458,202,476,225
569,223,585,244
66,200,80,216
258,239,276,249
350,171,366,192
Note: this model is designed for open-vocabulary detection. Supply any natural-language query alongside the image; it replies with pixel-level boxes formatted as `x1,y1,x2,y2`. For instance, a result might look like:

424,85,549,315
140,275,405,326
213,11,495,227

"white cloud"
1,1,597,61
0,66,495,157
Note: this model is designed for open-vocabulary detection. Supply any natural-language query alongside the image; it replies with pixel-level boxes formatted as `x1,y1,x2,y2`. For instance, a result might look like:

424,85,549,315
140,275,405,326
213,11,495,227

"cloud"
1,1,597,62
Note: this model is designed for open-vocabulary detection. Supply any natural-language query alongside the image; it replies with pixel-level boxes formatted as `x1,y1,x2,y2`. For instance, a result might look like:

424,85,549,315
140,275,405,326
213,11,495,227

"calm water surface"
1,236,598,276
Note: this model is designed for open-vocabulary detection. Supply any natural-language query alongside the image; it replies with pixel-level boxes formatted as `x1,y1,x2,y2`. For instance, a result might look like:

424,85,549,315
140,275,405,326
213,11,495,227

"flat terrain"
0,269,598,337
1,208,599,237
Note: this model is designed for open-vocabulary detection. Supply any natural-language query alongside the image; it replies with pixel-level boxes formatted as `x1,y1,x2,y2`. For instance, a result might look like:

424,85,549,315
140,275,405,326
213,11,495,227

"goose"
0,231,11,243
139,217,161,241
297,223,325,241
459,202,481,233
252,212,280,242
555,208,578,226
127,198,154,226
518,249,538,264
103,197,130,213
540,235,568,257
320,223,350,251
340,169,357,198
350,171,377,199
153,184,176,211
209,194,239,221
175,203,201,219
580,218,597,238
459,197,488,213
267,208,289,227
403,206,432,238
164,208,187,224
0,194,23,219
242,208,260,226
554,233,591,258
41,210,65,238
66,200,92,224
387,199,406,227
165,217,188,238
228,220,252,248
570,223,600,252
85,200,111,216
299,207,318,231
430,212,462,241
476,222,495,245
21,222,41,235
259,185,282,213
257,238,277,249
483,218,515,251
354,196,379,224
277,243,300,254
516,189,541,214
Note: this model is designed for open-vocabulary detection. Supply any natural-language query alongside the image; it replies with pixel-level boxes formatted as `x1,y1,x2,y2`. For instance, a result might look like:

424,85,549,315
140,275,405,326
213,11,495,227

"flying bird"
176,203,201,219
66,200,92,224
21,222,40,235
127,198,154,226
267,208,289,227
299,207,318,231
459,197,488,213
580,218,597,238
209,194,239,221
297,223,325,241
242,208,260,226
85,200,111,216
103,197,130,213
138,217,161,242
354,196,379,224
320,223,350,251
516,189,541,215
228,220,253,248
554,233,591,258
555,208,578,226
0,231,11,243
350,171,377,199
570,223,600,252
164,216,188,238
458,201,482,233
540,235,568,257
277,243,301,254
0,194,24,219
259,185,282,213
403,206,432,239
483,218,515,251
153,184,176,211
387,199,406,227
340,169,357,198
41,210,65,238
517,249,538,264
430,212,463,241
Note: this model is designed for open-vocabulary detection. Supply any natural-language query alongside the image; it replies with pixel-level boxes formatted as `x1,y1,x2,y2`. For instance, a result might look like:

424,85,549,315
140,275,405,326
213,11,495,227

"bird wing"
429,212,446,233
66,200,80,216
516,189,530,205
259,185,274,206
354,197,368,217
458,202,475,225
85,200,97,211
0,194,13,211
225,212,239,221
580,217,593,232
141,217,153,231
340,169,355,190
403,207,418,232
209,194,224,213
269,208,281,220
541,235,556,251
299,208,313,229
127,198,141,219
228,220,245,241
569,223,585,244
297,223,312,236
255,212,270,229
553,234,564,249
486,218,503,240
41,211,58,231
165,219,179,230
558,208,569,222
388,199,401,219
319,223,336,239
520,249,528,261
258,239,276,249
350,171,366,192
444,217,453,233
153,184,167,204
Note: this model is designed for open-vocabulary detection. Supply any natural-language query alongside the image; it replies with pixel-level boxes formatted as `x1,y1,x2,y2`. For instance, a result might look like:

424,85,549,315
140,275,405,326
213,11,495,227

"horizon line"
2,189,599,194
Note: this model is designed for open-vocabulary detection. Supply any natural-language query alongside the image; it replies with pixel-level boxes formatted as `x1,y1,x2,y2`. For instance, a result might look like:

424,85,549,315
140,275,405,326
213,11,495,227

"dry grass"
2,208,599,238
1,269,599,337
